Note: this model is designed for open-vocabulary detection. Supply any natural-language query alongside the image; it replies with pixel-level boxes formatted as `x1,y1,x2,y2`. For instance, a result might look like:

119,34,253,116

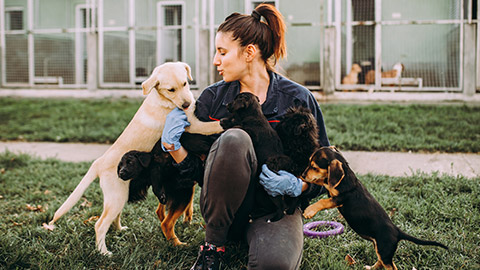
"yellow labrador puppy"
43,62,223,255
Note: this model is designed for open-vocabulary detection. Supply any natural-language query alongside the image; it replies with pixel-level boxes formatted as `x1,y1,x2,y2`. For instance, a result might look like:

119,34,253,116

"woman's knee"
217,128,252,150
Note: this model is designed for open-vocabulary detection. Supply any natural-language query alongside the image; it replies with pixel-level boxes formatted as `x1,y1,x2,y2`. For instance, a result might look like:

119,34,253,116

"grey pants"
200,128,304,270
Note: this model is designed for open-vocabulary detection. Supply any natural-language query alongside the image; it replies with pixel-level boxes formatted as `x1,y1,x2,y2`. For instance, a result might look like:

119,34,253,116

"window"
6,9,23,30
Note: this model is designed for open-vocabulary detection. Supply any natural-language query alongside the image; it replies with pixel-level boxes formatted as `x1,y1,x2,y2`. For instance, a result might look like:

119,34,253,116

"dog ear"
182,62,193,81
141,75,158,95
327,159,344,188
137,153,152,168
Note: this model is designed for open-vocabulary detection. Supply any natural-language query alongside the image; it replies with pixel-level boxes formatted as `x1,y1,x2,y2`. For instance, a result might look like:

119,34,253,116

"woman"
162,4,329,270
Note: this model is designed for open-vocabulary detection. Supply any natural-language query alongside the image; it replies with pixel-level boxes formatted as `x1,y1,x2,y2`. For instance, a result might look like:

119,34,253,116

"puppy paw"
220,118,234,129
303,206,318,219
42,223,56,231
171,238,185,246
101,250,113,257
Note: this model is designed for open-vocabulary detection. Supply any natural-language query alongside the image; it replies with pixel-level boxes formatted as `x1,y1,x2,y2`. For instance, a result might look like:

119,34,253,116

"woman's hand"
259,164,303,197
161,108,191,152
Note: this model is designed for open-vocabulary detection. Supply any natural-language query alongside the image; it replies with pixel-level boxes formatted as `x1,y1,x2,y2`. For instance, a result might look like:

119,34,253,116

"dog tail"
47,161,99,226
398,230,448,250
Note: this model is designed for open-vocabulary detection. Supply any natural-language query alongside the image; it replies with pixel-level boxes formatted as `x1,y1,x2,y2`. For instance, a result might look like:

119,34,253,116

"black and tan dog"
302,146,448,270
118,134,214,246
221,92,315,221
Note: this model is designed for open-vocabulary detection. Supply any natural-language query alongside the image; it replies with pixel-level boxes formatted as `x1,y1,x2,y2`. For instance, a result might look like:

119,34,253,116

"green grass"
0,152,478,269
0,97,141,144
1,97,479,152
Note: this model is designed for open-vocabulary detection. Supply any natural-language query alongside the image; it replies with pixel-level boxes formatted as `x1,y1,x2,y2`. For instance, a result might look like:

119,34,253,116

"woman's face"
213,31,248,82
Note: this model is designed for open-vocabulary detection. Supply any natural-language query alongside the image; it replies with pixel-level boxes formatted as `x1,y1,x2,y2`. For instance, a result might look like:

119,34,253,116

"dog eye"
168,88,175,92
183,82,187,86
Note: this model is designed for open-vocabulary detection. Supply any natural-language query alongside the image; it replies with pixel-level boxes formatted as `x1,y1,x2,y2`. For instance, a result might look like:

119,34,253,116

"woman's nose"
213,53,220,66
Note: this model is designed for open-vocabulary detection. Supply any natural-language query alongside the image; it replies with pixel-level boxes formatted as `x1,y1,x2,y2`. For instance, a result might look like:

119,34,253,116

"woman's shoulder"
203,80,232,93
274,72,314,99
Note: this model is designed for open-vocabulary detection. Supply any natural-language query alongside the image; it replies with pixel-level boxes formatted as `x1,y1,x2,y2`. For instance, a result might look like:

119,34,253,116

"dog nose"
181,101,191,109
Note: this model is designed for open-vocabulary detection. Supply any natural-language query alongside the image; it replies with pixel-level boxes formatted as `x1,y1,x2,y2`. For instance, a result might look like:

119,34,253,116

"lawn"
1,97,479,152
0,152,478,269
0,97,479,269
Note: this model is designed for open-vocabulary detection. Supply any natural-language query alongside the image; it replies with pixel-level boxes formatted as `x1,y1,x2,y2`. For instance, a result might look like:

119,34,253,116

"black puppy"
267,106,320,212
117,133,214,245
220,92,299,222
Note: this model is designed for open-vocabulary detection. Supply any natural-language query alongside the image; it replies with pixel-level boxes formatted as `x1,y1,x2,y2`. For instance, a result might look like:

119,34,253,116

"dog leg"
303,198,338,219
161,207,187,246
365,261,384,270
183,186,195,223
373,240,398,270
184,105,224,135
95,175,129,255
156,203,166,222
113,212,128,231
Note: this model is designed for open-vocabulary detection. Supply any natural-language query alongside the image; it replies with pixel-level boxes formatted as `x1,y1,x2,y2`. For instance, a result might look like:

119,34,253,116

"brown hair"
217,4,287,70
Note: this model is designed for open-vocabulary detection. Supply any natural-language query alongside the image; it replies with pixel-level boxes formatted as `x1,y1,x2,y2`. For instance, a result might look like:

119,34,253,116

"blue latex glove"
259,164,303,197
161,107,191,152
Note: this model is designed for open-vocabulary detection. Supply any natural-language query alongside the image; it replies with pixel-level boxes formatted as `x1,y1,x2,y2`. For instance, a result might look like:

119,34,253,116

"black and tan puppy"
302,146,448,270
117,134,213,246
220,92,298,222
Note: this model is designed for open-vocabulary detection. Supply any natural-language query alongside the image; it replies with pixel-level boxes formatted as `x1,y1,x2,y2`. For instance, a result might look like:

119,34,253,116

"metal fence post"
464,23,476,96
323,27,336,95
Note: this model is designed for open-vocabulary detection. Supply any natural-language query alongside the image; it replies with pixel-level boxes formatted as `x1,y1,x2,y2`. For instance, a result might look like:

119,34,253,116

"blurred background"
0,0,478,96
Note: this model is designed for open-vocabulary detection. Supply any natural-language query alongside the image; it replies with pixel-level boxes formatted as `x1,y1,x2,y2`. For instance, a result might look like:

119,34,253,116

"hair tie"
251,10,261,21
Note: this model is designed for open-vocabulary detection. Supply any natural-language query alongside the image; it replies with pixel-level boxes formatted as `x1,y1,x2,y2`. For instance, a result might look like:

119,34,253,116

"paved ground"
1,141,478,178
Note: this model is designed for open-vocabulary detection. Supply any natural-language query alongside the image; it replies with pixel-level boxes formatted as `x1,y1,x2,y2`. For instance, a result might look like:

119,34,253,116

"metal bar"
0,0,5,86
334,0,341,87
194,0,200,87
27,0,34,86
91,0,96,32
477,0,480,88
352,19,470,26
86,0,91,29
98,0,104,86
374,0,381,91
182,2,186,64
208,0,214,85
336,85,462,92
27,28,91,34
460,0,465,91
128,0,135,86
319,0,325,89
327,0,332,25
468,0,472,24
345,0,352,75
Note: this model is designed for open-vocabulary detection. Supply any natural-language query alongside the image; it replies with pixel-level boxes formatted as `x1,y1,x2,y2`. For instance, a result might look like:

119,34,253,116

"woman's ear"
244,44,258,62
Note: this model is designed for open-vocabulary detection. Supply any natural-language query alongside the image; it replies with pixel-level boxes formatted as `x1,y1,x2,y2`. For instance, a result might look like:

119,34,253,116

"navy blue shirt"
195,71,330,146
174,71,329,205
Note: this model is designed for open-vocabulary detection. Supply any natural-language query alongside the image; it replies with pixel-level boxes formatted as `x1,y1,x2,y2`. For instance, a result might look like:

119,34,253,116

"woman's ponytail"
217,4,287,70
